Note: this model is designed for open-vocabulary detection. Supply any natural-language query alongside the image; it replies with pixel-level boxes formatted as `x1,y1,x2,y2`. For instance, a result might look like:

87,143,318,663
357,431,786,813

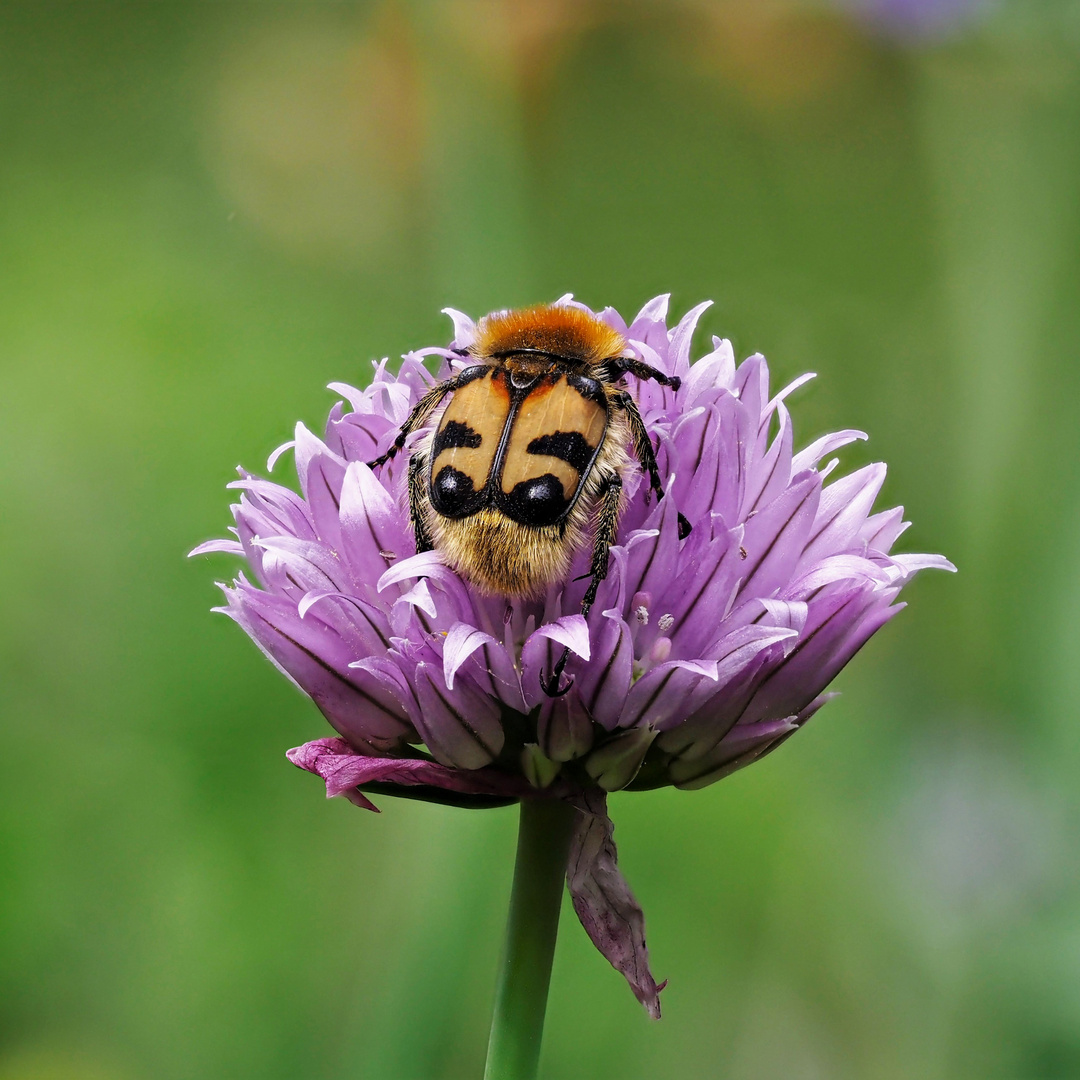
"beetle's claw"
541,670,574,698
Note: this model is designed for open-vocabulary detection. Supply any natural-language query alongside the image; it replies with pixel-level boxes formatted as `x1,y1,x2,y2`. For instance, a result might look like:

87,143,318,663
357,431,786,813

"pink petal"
566,789,664,1018
288,737,528,808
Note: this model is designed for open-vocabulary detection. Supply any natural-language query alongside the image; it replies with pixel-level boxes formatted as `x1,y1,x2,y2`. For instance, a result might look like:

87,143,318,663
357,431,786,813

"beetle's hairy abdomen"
429,510,571,597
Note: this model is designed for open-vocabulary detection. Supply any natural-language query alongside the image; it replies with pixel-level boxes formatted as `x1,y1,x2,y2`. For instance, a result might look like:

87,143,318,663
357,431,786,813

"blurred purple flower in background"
192,296,953,1014
847,0,991,39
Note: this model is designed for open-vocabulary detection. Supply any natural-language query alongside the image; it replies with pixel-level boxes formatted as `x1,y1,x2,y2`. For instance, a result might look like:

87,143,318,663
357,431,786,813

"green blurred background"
2,1,1079,1077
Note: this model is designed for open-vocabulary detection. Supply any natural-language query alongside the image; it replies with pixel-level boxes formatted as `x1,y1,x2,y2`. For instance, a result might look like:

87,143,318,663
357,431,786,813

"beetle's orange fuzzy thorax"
472,304,626,365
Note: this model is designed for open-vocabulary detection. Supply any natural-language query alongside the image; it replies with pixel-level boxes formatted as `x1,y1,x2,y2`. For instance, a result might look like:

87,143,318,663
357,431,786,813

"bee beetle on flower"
368,303,691,696
192,295,954,1022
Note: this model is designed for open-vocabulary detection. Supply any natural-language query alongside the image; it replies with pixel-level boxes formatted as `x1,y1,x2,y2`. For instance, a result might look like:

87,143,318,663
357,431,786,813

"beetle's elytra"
368,303,689,695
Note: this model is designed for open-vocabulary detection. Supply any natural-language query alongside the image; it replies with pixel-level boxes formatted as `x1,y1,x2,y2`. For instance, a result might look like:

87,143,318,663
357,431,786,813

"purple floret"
192,294,954,1016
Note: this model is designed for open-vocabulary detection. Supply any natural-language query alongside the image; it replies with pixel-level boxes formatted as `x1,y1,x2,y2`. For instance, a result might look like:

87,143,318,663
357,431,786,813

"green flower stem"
484,797,578,1080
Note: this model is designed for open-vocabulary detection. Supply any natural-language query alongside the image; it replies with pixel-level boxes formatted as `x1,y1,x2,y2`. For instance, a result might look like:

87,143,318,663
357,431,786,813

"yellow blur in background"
2,1,1078,1077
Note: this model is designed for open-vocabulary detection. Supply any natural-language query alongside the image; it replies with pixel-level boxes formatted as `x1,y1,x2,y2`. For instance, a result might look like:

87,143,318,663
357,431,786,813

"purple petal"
348,655,420,722
730,354,769,446
566,788,663,1018
737,474,821,601
288,737,528,808
860,506,909,554
584,727,656,790
520,615,592,709
668,300,712,378
329,410,396,464
229,477,316,542
669,717,798,788
597,305,629,336
266,438,296,473
394,578,439,620
221,585,411,752
680,339,735,406
787,554,890,598
620,497,684,608
367,380,413,430
742,402,794,518
189,538,245,557
705,391,754,516
442,622,494,689
790,429,868,474
377,550,452,591
651,625,798,756
576,612,634,730
655,638,784,760
630,294,670,329
438,622,525,709
325,381,368,413
888,552,958,579
756,598,809,634
442,306,477,348
669,404,726,526
799,463,887,569
527,614,591,662
616,660,719,732
626,340,675,414
536,686,594,762
298,590,393,655
762,372,815,421
412,662,505,770
741,584,900,723
396,354,439,400
252,535,348,596
642,529,739,659
338,462,410,585
670,693,834,789
293,423,347,549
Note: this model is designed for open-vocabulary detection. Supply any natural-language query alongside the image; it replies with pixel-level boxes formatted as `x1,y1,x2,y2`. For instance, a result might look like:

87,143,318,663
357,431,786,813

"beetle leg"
542,474,623,698
612,389,663,501
612,389,692,540
607,356,681,392
367,368,481,469
408,452,434,554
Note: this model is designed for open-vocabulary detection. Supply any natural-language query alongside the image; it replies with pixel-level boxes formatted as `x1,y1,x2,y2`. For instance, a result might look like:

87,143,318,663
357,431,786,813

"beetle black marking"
526,431,595,476
431,465,481,518
432,420,482,455
499,473,569,527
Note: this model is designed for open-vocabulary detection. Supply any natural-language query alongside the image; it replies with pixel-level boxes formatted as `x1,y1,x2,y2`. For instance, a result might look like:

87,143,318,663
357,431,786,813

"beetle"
367,303,689,695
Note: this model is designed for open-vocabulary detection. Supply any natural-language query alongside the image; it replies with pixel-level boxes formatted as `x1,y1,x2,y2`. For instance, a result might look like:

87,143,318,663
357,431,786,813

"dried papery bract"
192,295,954,1019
